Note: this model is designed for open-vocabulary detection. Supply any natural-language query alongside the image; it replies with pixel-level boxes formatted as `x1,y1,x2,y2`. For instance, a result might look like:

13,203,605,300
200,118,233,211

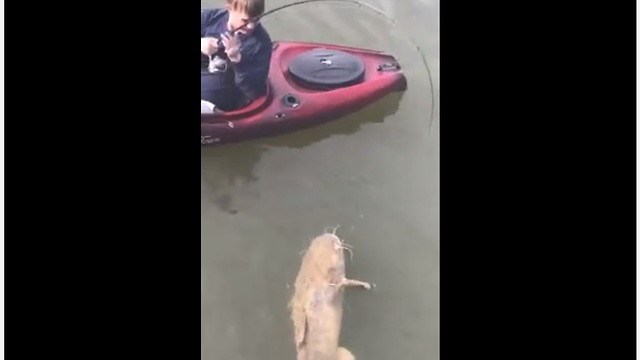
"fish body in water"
289,232,372,360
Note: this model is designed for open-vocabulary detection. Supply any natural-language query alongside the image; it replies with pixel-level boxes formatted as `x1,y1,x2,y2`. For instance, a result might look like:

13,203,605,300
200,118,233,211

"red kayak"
201,40,407,146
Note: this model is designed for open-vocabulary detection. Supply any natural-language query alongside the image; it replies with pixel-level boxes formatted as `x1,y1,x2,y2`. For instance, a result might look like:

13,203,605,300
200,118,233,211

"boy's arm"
231,40,273,103
201,8,223,37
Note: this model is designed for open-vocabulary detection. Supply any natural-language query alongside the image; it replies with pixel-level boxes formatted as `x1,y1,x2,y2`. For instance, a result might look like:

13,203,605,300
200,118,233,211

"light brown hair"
226,0,265,18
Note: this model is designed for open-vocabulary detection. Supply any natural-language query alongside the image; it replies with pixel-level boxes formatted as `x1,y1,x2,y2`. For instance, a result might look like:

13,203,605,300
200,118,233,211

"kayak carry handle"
377,62,401,71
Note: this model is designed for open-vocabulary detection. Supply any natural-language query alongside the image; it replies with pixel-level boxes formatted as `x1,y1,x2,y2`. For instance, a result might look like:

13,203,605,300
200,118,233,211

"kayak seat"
288,48,366,91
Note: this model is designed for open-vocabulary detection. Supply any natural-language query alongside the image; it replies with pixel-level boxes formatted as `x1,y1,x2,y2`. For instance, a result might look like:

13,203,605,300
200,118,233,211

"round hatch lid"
288,48,366,90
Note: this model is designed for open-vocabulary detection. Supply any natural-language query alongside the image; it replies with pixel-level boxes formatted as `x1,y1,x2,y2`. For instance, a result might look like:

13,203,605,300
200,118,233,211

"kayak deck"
201,40,407,145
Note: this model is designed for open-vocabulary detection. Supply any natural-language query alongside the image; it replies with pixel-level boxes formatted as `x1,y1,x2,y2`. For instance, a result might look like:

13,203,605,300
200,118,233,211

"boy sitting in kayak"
201,0,272,113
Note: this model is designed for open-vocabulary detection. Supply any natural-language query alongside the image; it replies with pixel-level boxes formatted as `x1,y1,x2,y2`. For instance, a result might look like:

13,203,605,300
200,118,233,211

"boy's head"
225,0,265,34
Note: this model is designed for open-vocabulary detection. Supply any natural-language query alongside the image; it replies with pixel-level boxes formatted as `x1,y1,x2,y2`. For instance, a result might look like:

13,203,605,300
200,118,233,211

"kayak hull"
201,41,407,146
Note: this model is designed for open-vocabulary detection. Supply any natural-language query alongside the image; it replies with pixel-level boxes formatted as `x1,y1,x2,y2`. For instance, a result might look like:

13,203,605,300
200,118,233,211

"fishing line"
215,0,436,129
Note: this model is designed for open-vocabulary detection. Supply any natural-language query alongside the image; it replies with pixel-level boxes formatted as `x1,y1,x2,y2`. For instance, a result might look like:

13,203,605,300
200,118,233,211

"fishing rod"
230,0,396,35
211,0,436,129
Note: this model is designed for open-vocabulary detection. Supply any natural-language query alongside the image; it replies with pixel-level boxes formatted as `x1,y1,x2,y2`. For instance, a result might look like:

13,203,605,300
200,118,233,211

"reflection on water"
201,0,438,359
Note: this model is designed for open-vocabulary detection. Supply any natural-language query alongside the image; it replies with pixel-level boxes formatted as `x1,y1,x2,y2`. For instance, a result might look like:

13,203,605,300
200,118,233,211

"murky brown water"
201,0,439,359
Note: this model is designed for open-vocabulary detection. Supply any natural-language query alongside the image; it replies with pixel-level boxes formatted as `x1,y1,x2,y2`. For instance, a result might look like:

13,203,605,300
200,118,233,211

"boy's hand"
221,32,241,62
201,37,218,56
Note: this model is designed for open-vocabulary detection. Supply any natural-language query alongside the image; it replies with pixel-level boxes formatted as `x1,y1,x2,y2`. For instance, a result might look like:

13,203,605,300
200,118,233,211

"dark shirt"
201,8,272,105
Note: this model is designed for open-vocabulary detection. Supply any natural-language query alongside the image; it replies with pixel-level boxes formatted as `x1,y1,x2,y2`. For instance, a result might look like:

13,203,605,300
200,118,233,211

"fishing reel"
205,31,235,73
207,55,228,73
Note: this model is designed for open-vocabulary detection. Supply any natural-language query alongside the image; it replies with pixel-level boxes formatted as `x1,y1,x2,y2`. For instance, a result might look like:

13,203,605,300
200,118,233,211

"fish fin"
341,278,372,290
293,308,307,347
337,346,356,360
